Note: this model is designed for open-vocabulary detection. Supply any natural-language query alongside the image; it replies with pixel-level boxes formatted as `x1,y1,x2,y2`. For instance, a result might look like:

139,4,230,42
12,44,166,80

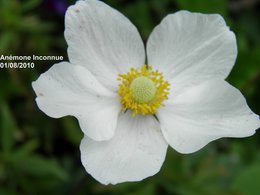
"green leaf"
21,0,42,12
18,16,56,33
62,117,83,146
228,47,260,91
1,103,16,154
232,163,260,195
0,187,18,195
127,184,155,195
12,139,38,159
0,31,16,54
13,155,68,181
175,0,227,16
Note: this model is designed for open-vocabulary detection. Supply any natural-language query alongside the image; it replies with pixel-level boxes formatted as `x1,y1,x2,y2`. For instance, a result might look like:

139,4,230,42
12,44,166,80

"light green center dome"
130,76,156,104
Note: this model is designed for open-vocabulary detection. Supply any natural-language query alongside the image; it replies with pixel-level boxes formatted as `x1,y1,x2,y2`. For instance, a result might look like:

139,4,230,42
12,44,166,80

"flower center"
118,65,170,116
130,76,156,103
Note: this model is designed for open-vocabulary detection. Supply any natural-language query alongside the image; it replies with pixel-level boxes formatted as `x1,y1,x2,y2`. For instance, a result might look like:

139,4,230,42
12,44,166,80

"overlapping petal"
80,111,168,184
32,62,121,141
65,0,145,90
157,79,260,154
147,11,237,97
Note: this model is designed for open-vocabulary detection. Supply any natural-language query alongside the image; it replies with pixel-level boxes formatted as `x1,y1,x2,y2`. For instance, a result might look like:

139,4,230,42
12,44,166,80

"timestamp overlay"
0,55,64,69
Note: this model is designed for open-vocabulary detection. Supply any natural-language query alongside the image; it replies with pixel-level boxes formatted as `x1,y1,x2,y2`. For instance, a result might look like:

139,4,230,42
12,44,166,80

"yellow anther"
118,65,170,116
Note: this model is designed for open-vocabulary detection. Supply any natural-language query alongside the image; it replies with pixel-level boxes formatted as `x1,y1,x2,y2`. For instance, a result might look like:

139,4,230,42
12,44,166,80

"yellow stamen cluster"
118,65,170,116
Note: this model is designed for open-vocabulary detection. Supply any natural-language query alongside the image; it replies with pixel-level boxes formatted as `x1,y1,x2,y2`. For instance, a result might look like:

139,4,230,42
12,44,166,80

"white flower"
32,0,260,185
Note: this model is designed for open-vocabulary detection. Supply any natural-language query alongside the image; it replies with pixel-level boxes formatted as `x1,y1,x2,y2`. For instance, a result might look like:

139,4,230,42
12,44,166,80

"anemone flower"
32,0,260,185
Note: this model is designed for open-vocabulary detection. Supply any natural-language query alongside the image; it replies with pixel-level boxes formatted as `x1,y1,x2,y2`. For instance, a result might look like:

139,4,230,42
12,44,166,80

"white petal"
157,79,260,154
80,111,168,185
32,62,121,141
147,11,237,96
65,0,145,90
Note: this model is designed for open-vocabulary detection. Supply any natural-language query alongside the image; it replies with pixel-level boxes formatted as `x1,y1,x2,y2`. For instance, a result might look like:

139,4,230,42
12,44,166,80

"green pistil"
130,76,156,103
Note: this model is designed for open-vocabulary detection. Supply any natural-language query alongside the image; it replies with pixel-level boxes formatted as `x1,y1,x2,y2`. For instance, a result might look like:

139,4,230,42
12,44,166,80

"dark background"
0,0,260,194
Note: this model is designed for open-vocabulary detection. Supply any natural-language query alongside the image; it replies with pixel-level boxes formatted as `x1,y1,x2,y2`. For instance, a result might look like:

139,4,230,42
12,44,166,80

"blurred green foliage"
0,0,260,194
